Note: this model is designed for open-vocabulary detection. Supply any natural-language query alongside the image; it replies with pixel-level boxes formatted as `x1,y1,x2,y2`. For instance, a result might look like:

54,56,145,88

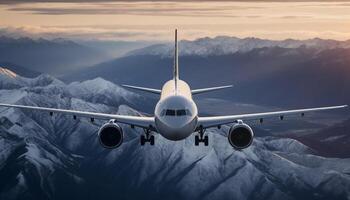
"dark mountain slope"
293,119,350,158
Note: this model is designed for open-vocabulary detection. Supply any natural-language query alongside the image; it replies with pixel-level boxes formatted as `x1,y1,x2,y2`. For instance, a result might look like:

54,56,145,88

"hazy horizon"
2,32,350,43
1,1,350,41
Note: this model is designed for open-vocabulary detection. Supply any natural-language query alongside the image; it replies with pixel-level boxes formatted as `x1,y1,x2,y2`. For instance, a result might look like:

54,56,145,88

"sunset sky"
1,0,350,41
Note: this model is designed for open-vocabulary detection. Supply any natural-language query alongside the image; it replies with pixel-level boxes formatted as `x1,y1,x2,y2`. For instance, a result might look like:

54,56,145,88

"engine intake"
228,122,254,149
98,121,123,148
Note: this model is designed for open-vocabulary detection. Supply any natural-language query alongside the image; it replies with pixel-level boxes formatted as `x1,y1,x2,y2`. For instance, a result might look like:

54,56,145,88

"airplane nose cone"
163,117,190,128
154,95,198,141
155,117,197,141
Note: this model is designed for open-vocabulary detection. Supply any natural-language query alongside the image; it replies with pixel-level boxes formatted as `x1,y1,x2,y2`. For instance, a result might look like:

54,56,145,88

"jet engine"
228,121,254,149
98,121,123,148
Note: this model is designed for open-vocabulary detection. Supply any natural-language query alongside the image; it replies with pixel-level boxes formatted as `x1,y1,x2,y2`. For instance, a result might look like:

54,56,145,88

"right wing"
0,103,155,129
122,85,161,94
198,105,348,129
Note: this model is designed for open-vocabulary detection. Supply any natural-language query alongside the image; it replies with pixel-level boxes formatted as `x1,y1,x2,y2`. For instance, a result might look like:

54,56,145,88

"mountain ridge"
127,36,350,57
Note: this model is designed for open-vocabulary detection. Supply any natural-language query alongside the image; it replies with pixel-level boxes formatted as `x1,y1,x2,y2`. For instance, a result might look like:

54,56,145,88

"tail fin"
174,29,179,91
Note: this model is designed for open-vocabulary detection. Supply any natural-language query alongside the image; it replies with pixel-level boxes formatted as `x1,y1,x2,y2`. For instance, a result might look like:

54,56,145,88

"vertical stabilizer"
174,29,179,92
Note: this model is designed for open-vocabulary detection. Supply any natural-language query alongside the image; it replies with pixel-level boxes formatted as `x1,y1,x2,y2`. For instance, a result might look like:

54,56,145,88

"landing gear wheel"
140,135,146,146
150,135,155,145
203,135,209,146
194,126,209,146
140,129,155,146
195,135,200,146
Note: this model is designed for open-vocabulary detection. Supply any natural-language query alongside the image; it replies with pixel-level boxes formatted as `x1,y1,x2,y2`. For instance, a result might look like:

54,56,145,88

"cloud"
2,0,350,4
0,25,175,41
5,2,261,17
2,1,346,20
1,1,350,41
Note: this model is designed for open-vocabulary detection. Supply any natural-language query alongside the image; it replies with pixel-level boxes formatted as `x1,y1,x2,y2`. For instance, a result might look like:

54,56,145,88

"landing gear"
140,129,155,146
195,126,209,146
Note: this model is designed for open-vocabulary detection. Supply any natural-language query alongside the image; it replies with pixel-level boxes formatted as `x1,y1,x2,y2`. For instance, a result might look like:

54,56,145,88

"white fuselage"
154,79,198,140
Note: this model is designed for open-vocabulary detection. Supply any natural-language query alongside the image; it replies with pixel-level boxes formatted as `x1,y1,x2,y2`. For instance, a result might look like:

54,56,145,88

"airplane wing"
197,105,348,129
191,85,233,95
0,103,155,129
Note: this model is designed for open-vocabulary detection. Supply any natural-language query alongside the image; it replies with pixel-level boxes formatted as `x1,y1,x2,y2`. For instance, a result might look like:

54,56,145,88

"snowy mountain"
128,36,350,57
0,63,39,78
0,69,350,200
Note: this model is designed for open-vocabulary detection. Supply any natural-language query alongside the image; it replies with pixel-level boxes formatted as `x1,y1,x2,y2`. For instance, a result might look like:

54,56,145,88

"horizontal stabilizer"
122,84,161,94
191,85,233,95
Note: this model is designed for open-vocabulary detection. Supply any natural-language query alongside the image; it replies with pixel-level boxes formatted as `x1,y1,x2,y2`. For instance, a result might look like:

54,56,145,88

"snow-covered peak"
68,77,135,99
117,104,142,116
0,69,65,90
29,74,64,87
0,67,28,89
0,67,17,78
70,77,121,92
67,77,138,107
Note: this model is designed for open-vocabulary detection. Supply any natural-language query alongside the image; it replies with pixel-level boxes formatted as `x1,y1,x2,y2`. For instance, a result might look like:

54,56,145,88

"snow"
321,135,347,142
0,67,17,78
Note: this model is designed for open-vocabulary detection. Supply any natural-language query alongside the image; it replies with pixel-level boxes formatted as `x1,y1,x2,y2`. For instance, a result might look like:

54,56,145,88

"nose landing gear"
195,126,208,146
140,129,155,146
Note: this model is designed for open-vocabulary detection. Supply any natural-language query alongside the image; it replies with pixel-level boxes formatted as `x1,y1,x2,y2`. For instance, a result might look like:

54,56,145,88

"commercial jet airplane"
0,30,347,149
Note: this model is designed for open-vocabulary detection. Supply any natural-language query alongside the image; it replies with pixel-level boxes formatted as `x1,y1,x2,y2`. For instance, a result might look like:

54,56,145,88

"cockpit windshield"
176,109,186,116
165,109,176,116
161,109,191,116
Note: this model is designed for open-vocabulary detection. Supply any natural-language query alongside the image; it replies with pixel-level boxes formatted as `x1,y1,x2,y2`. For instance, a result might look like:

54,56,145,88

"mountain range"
0,35,349,199
0,68,349,200
0,36,158,76
128,36,350,57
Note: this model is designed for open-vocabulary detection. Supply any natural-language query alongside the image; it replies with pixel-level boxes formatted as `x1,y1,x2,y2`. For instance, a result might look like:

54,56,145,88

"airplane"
0,30,347,149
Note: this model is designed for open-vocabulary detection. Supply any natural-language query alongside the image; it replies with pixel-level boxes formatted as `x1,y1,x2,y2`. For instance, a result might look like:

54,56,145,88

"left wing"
0,103,155,129
198,105,348,129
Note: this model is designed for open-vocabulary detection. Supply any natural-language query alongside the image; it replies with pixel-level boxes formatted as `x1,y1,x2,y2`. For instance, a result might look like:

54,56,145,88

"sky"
1,0,350,41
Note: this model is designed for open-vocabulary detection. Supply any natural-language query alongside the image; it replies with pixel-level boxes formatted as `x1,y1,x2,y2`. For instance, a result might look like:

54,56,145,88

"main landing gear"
195,126,208,146
140,129,155,146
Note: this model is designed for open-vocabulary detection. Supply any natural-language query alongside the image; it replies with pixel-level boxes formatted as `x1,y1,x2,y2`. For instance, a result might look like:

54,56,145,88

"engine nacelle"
228,122,254,149
98,121,123,149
